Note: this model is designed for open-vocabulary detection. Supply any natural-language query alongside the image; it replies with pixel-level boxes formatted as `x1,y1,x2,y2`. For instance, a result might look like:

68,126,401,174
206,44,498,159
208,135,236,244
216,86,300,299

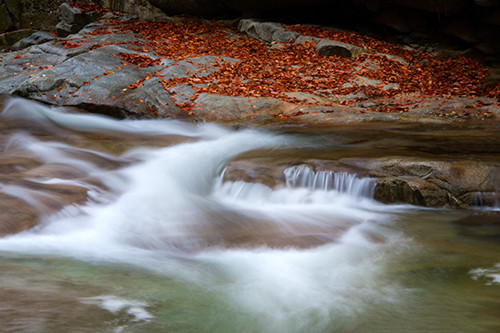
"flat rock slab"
0,6,498,125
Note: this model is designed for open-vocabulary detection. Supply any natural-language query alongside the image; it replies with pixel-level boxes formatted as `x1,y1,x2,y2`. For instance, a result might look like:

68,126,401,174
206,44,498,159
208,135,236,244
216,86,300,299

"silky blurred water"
0,96,499,333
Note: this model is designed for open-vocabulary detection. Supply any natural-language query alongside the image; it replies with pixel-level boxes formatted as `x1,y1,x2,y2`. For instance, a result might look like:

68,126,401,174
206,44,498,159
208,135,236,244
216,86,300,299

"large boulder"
6,1,164,34
238,19,284,44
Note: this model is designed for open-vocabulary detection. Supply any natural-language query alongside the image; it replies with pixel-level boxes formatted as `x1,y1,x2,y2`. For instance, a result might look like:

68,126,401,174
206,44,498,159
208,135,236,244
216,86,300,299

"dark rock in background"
56,2,103,37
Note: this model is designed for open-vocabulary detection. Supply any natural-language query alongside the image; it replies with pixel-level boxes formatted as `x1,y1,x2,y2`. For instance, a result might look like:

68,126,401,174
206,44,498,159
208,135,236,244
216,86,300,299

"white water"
80,295,153,322
470,264,500,285
284,164,375,198
4,98,498,332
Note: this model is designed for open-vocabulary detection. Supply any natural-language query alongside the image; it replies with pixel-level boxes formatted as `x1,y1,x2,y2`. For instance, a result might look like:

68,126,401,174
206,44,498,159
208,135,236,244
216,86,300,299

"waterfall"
284,165,375,198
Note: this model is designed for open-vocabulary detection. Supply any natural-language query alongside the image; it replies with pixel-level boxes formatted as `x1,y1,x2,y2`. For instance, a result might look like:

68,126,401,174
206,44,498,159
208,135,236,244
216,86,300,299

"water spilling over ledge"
284,164,375,198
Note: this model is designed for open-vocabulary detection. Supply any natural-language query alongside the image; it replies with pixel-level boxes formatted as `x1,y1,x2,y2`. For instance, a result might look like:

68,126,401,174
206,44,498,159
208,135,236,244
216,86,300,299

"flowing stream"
0,97,499,332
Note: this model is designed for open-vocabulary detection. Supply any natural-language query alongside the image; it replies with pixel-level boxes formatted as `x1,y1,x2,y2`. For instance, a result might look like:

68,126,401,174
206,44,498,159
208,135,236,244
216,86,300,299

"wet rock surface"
355,157,500,207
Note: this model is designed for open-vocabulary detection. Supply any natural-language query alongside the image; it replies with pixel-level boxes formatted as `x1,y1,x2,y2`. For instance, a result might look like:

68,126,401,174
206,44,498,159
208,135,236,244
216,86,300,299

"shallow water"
0,96,499,332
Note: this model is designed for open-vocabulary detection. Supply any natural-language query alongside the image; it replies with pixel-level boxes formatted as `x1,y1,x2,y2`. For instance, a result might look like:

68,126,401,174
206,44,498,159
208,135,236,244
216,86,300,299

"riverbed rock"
341,157,500,207
0,2,497,212
0,193,38,236
0,173,90,236
374,176,452,207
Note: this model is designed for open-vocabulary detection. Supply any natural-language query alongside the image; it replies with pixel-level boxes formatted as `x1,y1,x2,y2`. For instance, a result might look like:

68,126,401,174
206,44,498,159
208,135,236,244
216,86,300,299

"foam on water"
81,295,153,322
470,264,500,285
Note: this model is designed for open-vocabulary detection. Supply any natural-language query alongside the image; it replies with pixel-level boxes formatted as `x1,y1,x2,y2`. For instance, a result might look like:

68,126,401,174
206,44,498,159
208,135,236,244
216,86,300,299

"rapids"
0,97,499,332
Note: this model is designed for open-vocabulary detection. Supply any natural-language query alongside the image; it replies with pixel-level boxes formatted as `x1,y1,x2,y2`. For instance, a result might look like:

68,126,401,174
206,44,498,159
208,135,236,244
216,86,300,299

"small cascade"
284,165,375,199
474,192,500,210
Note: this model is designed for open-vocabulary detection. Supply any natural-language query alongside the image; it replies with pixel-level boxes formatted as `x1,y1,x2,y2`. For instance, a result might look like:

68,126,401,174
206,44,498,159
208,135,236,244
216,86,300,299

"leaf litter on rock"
48,2,500,117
